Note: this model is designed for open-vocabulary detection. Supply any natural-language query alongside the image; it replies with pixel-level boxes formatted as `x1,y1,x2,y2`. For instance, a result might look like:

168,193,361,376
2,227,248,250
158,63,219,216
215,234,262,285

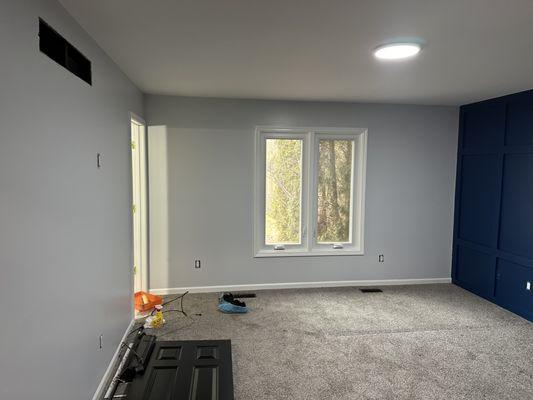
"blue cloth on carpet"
217,301,249,313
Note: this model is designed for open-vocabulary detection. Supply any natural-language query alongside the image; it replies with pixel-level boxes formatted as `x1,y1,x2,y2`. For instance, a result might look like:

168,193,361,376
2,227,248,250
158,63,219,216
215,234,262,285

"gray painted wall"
145,96,459,290
0,1,142,399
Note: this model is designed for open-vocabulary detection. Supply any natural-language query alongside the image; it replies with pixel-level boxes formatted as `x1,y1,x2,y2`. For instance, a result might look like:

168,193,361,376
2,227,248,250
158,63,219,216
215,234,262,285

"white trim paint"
91,319,135,400
131,115,149,293
149,278,452,295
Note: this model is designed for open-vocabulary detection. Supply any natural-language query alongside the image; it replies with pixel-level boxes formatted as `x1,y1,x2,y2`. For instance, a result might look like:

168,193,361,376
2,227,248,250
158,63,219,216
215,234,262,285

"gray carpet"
150,284,533,400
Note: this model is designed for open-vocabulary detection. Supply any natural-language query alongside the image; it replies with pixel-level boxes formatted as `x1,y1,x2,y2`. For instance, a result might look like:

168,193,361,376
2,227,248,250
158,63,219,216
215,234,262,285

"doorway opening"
131,114,148,294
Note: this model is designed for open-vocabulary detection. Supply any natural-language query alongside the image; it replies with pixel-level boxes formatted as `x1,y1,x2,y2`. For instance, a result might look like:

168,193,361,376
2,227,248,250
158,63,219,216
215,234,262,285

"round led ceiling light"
374,42,422,60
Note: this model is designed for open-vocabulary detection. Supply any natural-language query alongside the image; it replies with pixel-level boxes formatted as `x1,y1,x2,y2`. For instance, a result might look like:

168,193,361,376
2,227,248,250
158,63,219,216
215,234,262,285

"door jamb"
130,112,148,293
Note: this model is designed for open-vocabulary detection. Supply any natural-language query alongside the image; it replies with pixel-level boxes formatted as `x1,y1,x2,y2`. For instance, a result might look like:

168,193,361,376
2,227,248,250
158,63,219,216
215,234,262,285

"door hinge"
131,141,136,150
133,265,137,275
132,204,136,214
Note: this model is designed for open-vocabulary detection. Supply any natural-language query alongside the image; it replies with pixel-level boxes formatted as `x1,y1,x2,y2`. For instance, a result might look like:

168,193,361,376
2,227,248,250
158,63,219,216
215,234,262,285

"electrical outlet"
194,260,201,269
378,254,385,263
99,334,103,349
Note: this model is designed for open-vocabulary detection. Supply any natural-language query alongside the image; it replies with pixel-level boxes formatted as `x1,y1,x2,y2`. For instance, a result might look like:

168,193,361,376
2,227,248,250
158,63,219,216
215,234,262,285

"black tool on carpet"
119,334,156,379
104,328,150,399
222,292,247,307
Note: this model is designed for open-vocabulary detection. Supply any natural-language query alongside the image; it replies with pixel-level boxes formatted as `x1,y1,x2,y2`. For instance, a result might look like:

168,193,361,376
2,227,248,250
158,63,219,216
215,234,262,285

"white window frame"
254,126,367,257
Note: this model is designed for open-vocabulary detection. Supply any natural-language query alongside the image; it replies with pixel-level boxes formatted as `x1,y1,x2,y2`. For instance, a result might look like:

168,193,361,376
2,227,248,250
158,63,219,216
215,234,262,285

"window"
255,127,367,257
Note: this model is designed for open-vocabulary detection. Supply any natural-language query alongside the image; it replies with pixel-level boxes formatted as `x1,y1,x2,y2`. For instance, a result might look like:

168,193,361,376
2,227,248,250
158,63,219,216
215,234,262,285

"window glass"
317,139,353,243
265,138,303,245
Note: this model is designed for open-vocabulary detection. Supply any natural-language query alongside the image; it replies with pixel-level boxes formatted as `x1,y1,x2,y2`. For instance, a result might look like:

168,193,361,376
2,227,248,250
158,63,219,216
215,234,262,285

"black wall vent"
39,18,92,85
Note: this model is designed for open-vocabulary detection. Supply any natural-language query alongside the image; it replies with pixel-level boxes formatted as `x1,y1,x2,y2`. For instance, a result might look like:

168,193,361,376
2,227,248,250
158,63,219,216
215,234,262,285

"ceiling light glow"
374,43,421,60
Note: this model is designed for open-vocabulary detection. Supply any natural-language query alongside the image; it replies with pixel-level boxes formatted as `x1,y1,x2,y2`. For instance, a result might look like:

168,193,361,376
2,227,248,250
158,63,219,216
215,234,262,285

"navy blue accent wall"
452,89,533,321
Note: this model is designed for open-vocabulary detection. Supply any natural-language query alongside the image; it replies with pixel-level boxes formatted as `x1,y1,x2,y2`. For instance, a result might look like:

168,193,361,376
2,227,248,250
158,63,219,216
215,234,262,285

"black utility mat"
127,340,234,400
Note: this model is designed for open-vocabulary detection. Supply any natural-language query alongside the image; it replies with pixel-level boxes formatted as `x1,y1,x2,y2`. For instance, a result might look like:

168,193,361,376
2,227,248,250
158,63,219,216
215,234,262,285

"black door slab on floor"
127,340,234,400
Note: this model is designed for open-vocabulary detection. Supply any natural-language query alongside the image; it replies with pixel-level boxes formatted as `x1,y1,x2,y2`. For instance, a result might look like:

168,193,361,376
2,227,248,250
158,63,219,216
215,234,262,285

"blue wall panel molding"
499,154,533,260
452,89,533,322
506,93,533,146
455,245,496,299
496,260,533,320
462,100,506,149
458,154,501,247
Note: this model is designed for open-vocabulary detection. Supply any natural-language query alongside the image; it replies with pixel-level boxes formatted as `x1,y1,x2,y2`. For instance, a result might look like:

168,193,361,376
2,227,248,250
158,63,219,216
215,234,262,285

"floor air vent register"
360,288,383,293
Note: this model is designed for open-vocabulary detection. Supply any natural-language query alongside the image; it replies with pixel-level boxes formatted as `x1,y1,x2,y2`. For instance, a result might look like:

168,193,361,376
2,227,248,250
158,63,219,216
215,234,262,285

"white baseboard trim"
150,278,452,295
92,318,135,400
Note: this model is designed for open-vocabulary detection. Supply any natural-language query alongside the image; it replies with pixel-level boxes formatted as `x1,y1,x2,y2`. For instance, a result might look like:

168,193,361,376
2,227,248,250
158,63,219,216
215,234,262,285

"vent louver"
360,288,383,293
39,18,92,85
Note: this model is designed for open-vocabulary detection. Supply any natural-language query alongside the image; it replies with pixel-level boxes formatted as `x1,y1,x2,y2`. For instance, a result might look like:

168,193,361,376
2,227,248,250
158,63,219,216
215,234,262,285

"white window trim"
254,126,367,258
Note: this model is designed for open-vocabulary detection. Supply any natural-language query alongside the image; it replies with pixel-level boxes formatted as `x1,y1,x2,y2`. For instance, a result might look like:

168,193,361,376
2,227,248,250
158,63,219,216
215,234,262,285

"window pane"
265,138,302,245
317,139,353,243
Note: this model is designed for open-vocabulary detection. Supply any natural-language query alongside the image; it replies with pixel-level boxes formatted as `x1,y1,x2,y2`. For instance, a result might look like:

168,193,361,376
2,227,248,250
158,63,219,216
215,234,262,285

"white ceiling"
59,0,533,105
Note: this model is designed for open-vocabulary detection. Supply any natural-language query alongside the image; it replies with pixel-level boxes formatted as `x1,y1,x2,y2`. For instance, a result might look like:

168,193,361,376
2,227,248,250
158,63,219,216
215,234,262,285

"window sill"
254,249,364,258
